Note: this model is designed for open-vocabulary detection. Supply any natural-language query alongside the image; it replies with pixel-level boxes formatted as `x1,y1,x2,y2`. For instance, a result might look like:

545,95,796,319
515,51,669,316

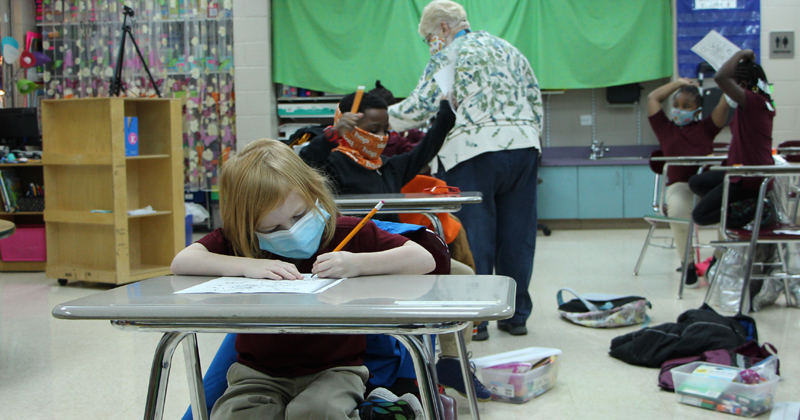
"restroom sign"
769,32,794,59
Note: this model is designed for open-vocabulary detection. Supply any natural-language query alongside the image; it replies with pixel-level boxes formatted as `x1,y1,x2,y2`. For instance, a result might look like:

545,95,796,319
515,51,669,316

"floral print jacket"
389,31,542,172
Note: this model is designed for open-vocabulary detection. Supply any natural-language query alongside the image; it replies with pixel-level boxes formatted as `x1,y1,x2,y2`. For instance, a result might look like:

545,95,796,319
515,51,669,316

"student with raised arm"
689,50,776,228
647,78,728,287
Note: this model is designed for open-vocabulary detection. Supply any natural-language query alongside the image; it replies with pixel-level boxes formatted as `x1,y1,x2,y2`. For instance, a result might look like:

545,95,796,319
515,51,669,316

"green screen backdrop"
272,0,672,94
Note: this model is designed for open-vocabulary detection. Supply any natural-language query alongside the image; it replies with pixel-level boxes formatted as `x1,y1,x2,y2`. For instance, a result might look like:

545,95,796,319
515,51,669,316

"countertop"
541,145,659,167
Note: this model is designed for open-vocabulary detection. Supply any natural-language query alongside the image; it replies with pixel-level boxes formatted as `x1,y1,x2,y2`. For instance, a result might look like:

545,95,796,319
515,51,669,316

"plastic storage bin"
671,362,779,417
473,347,561,404
0,224,46,261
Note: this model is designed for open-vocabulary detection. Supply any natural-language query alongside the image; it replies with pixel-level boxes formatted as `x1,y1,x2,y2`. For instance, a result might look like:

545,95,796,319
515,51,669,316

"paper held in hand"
691,30,741,71
174,275,345,294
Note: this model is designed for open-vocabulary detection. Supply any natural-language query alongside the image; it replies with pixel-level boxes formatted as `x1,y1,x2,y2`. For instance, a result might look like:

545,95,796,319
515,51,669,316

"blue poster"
677,0,761,78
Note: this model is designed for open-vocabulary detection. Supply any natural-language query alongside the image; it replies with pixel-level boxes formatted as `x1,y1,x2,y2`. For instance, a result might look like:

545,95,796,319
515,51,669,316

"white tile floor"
1,228,798,420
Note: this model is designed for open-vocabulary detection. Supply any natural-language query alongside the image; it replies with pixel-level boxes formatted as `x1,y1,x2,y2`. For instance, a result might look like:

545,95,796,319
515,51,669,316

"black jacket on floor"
609,304,756,368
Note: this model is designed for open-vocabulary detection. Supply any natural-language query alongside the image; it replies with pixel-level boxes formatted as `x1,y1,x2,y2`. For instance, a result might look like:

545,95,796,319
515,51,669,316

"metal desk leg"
422,213,445,240
679,221,695,299
144,332,191,420
393,335,445,420
182,333,209,420
454,330,481,420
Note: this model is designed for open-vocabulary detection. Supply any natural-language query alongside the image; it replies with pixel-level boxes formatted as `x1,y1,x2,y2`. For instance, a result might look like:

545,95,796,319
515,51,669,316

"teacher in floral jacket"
389,0,542,340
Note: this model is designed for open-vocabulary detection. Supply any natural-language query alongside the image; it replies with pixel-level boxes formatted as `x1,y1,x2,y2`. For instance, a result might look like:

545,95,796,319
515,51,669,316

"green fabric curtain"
272,0,672,94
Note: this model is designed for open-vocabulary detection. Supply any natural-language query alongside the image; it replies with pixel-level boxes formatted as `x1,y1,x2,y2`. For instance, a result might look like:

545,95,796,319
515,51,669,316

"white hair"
418,0,471,38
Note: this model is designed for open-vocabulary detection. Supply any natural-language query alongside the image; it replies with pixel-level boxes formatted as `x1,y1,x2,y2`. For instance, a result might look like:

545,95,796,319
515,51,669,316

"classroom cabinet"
538,164,656,220
42,98,184,285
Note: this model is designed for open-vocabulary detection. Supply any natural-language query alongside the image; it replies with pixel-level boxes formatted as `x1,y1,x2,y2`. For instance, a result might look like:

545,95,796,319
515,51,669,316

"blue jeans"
440,147,539,324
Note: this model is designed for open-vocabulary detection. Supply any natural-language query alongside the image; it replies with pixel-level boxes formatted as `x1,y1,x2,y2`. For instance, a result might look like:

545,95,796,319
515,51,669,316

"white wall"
232,0,278,150
761,0,800,144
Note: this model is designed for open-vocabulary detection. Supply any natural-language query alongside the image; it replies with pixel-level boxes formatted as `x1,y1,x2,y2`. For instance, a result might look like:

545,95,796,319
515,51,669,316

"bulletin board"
677,0,761,78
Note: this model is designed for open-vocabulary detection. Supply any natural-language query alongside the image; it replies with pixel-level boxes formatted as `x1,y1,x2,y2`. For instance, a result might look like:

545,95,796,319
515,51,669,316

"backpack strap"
556,288,602,312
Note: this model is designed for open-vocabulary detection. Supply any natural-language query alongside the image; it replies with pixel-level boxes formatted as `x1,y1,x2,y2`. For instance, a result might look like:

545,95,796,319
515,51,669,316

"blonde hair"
418,0,470,38
219,139,337,259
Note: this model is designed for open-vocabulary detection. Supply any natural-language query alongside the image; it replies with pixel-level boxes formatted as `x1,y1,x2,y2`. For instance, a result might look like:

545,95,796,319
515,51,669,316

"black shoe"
435,357,492,402
472,322,489,341
497,322,527,335
684,262,699,289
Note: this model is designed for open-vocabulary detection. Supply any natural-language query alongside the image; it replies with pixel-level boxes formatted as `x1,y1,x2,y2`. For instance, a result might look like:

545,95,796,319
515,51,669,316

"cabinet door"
577,166,623,219
623,166,658,218
537,167,578,220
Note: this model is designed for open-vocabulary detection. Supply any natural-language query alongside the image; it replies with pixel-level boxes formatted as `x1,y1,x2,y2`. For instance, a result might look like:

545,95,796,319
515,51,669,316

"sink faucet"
589,141,610,160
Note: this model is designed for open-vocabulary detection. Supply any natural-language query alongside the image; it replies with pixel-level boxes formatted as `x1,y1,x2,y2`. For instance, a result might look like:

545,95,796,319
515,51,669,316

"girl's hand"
241,259,303,280
312,251,362,278
678,77,698,87
335,112,362,137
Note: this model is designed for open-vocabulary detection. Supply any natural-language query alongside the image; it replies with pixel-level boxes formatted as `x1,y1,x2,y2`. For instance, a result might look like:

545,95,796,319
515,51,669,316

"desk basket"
16,197,44,212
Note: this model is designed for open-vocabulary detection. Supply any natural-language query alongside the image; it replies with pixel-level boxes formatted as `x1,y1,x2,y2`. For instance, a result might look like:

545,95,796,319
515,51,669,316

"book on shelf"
0,170,22,213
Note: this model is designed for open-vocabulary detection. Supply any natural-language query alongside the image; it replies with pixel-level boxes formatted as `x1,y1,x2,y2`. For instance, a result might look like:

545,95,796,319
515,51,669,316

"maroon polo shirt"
726,90,776,190
648,110,721,185
197,216,409,378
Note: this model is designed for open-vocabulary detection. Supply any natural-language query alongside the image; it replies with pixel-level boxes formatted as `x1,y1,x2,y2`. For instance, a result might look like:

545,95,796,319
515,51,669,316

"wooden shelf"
42,153,112,165
128,210,172,219
126,154,170,160
0,260,47,272
44,210,115,225
42,97,185,285
0,211,44,216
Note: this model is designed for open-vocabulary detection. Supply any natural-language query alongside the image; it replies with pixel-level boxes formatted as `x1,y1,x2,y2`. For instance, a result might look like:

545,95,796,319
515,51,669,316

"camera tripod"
110,6,161,97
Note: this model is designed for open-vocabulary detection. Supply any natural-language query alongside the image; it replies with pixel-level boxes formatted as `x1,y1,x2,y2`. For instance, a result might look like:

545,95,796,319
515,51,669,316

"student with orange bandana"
299,91,455,223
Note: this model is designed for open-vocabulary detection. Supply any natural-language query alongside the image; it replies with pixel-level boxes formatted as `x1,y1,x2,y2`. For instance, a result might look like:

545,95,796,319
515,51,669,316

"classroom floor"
1,228,798,420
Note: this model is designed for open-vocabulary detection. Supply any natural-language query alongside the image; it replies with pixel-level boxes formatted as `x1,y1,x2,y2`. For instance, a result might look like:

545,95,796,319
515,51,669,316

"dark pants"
440,147,539,325
689,170,757,226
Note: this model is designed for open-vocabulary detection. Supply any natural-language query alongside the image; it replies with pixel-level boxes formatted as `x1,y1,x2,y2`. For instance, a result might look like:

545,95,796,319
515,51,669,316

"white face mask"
724,94,738,109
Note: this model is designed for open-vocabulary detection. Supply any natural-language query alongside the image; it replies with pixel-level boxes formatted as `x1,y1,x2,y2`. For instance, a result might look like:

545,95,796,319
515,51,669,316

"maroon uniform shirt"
726,89,776,190
197,216,409,378
648,110,721,185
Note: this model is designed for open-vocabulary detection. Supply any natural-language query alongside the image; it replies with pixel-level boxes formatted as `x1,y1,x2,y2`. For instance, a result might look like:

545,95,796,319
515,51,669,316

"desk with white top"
52,274,515,420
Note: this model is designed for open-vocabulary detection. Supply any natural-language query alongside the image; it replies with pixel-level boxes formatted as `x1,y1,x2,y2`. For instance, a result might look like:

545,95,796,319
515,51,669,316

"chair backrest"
778,140,800,163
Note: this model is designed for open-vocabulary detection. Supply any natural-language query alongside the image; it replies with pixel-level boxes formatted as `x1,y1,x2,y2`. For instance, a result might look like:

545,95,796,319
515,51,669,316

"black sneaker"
472,321,489,341
435,356,492,402
497,322,528,335
684,262,699,289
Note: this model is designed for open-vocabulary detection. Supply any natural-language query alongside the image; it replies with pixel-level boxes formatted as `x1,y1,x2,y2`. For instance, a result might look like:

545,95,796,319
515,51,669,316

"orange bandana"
333,106,388,170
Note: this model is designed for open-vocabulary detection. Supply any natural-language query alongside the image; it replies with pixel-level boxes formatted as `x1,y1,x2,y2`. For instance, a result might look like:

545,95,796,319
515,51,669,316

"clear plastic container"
671,362,779,417
472,347,561,404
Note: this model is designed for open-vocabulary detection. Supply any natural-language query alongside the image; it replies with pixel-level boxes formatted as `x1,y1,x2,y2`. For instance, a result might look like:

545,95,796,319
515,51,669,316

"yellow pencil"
351,85,366,114
333,200,384,252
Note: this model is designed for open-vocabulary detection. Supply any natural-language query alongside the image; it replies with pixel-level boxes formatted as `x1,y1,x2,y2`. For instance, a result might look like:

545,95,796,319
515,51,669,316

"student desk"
651,155,727,298
335,192,483,239
52,274,515,420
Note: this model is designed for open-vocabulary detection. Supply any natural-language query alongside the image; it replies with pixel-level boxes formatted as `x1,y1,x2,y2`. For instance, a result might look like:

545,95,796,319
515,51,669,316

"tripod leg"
111,27,129,96
128,31,162,98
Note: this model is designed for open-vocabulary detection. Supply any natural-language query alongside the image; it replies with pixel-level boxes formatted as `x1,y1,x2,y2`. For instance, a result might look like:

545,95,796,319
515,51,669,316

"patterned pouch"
557,288,651,328
727,197,777,229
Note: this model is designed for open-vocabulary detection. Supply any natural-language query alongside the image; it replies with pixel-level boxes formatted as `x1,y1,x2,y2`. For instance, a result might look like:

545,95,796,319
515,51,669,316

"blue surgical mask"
671,108,700,127
255,202,330,259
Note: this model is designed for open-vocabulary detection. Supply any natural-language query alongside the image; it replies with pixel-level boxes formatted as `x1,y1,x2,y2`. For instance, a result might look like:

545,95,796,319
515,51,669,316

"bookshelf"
0,162,45,272
41,97,184,285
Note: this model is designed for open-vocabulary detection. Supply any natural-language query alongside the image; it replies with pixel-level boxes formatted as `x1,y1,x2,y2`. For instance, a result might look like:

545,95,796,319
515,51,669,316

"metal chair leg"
633,221,657,275
393,335,445,420
182,333,209,420
144,332,191,420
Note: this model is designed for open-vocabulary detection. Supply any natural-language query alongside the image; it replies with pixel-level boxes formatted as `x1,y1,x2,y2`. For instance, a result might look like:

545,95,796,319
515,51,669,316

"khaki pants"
211,363,369,420
665,182,694,263
439,259,474,357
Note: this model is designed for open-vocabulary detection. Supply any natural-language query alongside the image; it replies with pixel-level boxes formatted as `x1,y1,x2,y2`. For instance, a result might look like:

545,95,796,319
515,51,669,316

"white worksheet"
691,30,741,70
174,275,345,294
